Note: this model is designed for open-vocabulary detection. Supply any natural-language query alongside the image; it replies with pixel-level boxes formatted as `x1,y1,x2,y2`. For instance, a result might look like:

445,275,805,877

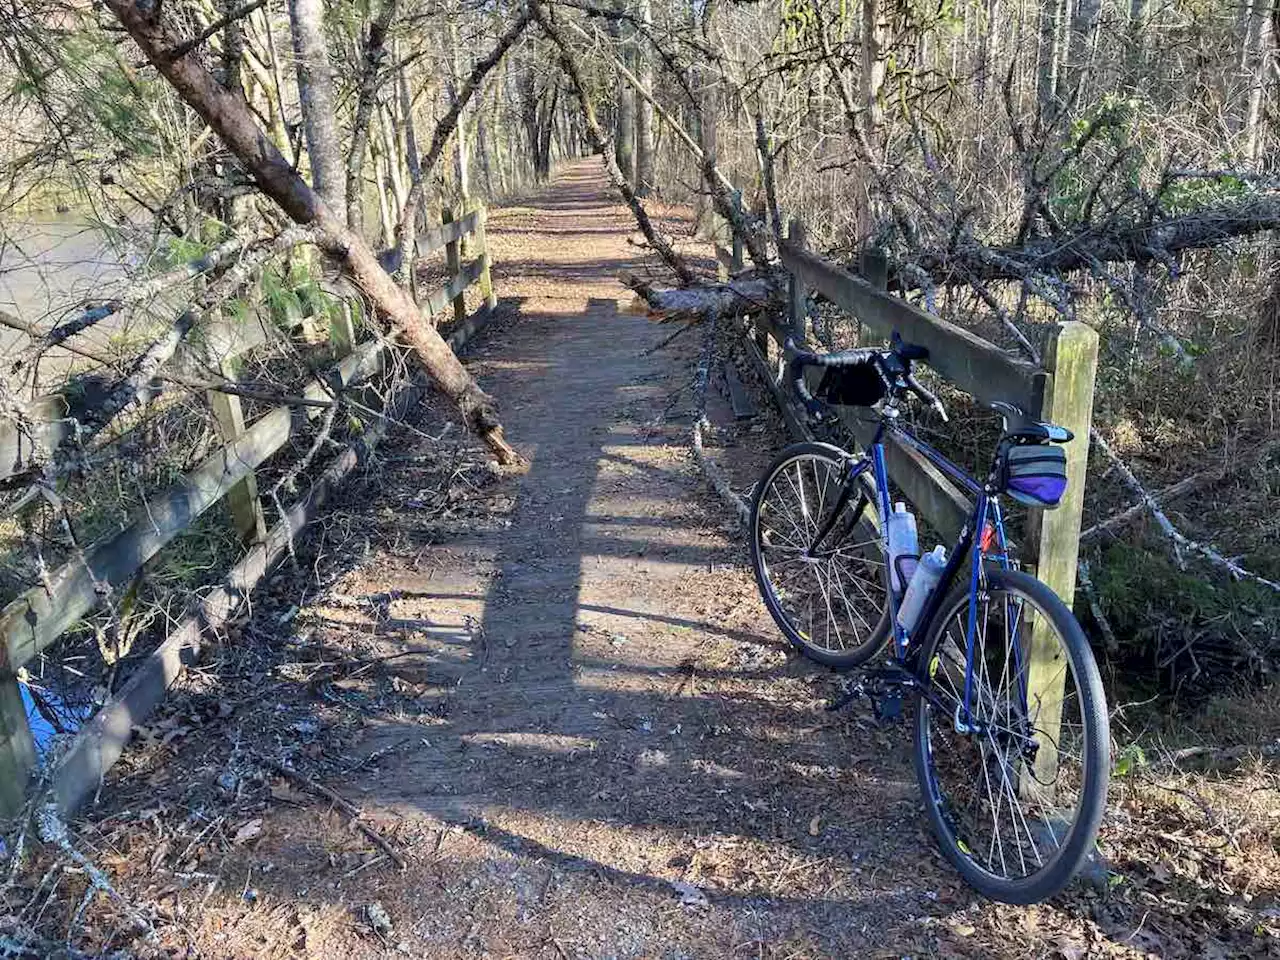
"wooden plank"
445,304,496,352
0,340,388,672
49,374,422,816
779,241,1043,409
0,677,35,816
423,258,485,320
1024,321,1099,786
722,361,758,419
414,209,480,259
843,414,971,541
441,208,468,327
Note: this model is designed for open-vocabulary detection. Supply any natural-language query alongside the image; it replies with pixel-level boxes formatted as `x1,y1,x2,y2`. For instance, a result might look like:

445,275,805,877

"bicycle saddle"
991,401,1073,444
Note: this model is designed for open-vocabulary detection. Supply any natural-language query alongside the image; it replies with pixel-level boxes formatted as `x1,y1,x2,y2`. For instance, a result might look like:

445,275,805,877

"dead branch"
1090,431,1280,592
252,754,407,869
1082,438,1280,542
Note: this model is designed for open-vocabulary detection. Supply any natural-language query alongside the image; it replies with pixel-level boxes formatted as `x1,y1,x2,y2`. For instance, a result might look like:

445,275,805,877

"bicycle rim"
915,572,1108,901
753,447,887,660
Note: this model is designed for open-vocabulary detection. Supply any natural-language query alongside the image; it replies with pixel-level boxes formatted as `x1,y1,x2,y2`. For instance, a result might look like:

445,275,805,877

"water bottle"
885,503,919,594
898,545,947,632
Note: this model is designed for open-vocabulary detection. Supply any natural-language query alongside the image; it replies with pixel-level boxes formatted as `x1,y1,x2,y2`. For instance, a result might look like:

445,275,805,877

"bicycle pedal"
826,677,866,713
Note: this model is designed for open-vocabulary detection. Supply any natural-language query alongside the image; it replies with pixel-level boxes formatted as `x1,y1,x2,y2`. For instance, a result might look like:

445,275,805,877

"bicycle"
748,331,1110,904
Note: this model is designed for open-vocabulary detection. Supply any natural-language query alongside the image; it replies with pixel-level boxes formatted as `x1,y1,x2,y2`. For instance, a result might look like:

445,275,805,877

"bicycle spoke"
755,452,887,657
920,579,1095,887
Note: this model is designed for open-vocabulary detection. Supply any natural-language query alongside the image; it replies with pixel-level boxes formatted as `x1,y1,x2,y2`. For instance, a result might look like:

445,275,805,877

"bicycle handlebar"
785,333,949,424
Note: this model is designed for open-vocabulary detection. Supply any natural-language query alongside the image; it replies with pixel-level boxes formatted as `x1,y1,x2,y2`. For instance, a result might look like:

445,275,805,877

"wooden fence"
718,212,1098,778
0,202,497,817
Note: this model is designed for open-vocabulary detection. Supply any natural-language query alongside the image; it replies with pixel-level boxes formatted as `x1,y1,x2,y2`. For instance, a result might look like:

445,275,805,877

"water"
0,214,139,358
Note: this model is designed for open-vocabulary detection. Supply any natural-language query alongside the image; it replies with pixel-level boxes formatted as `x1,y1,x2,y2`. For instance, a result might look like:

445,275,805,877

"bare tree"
105,0,519,464
288,0,346,219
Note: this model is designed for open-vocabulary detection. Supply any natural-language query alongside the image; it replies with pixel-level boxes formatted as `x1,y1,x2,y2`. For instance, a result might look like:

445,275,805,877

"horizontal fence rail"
0,201,499,817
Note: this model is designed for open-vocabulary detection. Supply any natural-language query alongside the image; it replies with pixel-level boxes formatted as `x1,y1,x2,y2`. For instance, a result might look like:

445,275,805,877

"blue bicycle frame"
838,415,1021,726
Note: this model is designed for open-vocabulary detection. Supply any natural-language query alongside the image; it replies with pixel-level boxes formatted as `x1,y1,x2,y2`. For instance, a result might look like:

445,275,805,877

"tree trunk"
1242,0,1274,163
860,0,885,132
612,0,636,184
447,17,473,209
1064,0,1102,100
634,0,655,197
346,0,399,235
245,10,294,164
288,0,347,220
106,0,519,464
692,3,719,238
1036,0,1066,112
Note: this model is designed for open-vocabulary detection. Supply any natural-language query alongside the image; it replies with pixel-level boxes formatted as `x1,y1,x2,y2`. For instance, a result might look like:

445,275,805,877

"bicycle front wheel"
912,568,1109,904
749,442,890,668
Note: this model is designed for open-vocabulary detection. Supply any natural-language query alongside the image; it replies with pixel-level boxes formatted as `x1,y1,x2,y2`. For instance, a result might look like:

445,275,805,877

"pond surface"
1,214,141,357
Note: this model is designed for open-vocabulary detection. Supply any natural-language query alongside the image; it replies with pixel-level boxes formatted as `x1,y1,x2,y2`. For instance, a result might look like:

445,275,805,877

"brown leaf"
233,818,264,845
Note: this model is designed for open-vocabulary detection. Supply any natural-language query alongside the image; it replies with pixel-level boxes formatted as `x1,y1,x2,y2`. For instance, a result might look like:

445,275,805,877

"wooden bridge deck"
86,161,1023,958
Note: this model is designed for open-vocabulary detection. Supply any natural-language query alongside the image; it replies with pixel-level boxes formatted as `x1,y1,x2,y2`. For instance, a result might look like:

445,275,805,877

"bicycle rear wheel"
749,442,889,668
912,568,1109,903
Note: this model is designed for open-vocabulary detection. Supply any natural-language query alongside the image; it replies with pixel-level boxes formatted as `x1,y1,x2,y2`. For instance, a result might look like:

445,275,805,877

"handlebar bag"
814,359,887,408
1000,442,1068,508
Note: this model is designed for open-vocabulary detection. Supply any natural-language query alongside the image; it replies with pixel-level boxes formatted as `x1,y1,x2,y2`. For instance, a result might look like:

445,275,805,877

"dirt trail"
68,162,1167,959
291,160,976,956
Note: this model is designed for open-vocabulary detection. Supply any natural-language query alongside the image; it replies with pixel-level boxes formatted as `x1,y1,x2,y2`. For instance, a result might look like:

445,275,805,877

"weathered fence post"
860,246,889,291
1025,320,1099,784
442,207,468,327
788,218,808,341
208,350,267,543
473,202,497,311
0,677,35,815
329,299,357,357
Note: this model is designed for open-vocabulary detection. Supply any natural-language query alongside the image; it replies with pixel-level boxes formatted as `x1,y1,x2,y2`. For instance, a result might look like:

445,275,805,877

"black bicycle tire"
749,441,890,669
911,568,1110,904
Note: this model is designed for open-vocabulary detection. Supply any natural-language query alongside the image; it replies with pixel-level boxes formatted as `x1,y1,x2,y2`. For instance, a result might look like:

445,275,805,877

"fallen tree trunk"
906,194,1280,284
105,0,519,465
625,273,783,319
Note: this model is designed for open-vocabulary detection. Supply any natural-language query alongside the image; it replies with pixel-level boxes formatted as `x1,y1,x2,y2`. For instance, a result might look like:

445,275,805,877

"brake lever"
906,374,949,422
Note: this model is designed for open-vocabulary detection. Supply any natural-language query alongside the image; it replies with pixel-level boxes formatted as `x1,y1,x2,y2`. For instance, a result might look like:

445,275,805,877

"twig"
1076,560,1118,655
253,753,407,869
1091,431,1280,592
